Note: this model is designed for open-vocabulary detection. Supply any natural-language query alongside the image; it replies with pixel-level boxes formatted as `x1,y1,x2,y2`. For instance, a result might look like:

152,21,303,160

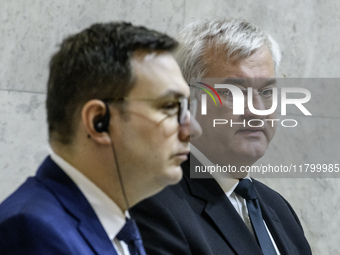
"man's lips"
175,150,190,156
238,129,264,132
173,151,190,160
236,128,265,137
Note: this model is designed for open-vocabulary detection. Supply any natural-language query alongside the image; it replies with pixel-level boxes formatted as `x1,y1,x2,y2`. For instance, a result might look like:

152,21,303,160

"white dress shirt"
190,144,280,254
51,153,130,255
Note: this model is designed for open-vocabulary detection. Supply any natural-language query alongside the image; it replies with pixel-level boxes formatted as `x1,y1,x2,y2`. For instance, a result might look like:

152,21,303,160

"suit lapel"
36,157,117,255
183,155,263,255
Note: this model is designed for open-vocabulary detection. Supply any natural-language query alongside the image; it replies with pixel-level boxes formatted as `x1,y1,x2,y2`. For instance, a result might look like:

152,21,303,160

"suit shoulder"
0,209,77,254
251,179,297,214
132,177,191,220
0,178,81,254
0,176,65,223
143,177,187,203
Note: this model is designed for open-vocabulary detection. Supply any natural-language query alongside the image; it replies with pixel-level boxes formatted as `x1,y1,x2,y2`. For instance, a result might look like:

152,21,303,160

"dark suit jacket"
131,156,312,255
0,156,118,255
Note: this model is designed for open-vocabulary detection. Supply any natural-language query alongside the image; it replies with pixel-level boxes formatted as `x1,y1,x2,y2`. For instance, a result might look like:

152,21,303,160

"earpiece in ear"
94,102,110,133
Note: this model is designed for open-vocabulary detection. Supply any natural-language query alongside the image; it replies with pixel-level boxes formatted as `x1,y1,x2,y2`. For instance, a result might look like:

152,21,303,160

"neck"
190,145,254,179
51,141,131,211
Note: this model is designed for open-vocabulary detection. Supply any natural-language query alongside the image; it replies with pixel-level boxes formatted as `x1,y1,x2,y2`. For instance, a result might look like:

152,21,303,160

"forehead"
200,77,277,89
203,46,275,80
130,50,189,98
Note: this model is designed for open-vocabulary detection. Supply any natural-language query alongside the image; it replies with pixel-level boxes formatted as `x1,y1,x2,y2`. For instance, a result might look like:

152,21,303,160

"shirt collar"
190,144,245,196
51,153,126,241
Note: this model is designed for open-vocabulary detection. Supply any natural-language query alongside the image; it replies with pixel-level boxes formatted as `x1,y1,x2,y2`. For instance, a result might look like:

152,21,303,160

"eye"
216,89,231,99
240,89,248,96
261,88,274,97
161,101,179,115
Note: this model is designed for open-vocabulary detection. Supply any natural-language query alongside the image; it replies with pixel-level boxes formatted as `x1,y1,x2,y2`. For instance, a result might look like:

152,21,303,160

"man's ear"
81,100,111,145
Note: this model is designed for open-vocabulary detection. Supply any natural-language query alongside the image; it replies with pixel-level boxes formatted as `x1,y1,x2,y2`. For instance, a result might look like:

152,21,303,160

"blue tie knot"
117,218,141,243
234,178,258,200
117,218,146,255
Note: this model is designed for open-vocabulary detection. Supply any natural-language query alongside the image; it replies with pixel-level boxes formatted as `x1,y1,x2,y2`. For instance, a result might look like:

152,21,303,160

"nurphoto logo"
193,82,312,128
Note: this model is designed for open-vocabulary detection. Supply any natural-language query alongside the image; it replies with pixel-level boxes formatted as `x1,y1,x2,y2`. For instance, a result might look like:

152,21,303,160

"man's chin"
212,170,249,179
237,145,267,163
229,171,249,179
161,165,184,186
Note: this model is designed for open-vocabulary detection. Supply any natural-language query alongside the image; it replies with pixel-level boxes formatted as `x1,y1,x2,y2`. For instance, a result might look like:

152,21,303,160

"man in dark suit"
131,18,312,254
0,22,201,254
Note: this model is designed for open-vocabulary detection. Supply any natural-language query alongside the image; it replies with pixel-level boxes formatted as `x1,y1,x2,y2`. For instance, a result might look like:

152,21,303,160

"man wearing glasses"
131,18,311,254
0,22,201,254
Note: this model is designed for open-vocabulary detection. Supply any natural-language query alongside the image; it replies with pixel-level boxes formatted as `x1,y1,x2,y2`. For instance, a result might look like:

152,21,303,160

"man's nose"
244,92,267,118
178,112,202,142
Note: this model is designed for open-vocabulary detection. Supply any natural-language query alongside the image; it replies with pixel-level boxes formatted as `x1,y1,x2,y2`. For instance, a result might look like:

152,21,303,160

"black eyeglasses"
104,97,196,125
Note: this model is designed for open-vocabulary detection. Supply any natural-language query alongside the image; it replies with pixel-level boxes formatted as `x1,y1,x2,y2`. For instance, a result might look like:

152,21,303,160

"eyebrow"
157,90,187,99
219,78,247,86
219,78,277,87
262,78,277,86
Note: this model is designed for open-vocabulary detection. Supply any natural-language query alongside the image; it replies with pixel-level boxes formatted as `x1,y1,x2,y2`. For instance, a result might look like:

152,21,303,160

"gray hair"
175,17,281,84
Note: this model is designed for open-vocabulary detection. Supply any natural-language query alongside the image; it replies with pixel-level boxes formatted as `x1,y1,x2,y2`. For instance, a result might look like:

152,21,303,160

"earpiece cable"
108,133,130,211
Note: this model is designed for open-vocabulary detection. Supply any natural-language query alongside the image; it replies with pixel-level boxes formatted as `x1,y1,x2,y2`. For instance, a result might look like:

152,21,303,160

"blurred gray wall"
1,1,339,254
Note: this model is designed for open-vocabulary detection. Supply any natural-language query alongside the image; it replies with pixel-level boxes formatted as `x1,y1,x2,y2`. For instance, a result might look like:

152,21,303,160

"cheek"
269,110,277,119
137,125,177,158
266,113,277,140
196,104,234,125
116,120,154,152
267,124,276,142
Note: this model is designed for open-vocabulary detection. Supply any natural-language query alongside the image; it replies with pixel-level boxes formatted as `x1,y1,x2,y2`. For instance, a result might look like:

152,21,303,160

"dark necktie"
234,179,277,255
117,218,146,255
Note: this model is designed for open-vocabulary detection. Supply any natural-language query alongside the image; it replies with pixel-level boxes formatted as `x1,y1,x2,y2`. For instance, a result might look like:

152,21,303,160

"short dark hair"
46,22,178,144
